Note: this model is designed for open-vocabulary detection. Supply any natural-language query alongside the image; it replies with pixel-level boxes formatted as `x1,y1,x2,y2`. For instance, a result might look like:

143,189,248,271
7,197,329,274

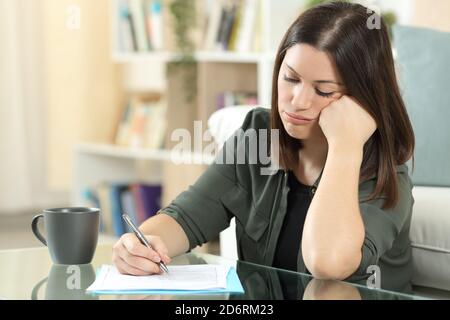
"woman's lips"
283,111,314,125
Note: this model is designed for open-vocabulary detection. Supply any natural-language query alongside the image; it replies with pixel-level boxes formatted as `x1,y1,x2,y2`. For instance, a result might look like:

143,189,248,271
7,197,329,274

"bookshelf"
110,0,305,108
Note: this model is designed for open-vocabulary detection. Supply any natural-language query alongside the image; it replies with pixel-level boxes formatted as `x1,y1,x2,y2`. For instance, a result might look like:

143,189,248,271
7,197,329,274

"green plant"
167,0,197,103
381,11,397,39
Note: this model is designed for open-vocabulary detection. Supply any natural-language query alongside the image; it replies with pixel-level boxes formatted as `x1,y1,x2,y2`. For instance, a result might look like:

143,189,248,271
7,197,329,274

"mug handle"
31,277,48,300
31,214,47,246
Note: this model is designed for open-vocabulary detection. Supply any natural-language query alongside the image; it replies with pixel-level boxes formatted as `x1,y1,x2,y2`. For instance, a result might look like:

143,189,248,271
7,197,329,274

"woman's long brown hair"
270,1,415,209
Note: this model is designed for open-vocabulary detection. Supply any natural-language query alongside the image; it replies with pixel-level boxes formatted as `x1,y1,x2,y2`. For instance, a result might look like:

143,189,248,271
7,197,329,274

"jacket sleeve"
350,172,414,279
158,109,257,250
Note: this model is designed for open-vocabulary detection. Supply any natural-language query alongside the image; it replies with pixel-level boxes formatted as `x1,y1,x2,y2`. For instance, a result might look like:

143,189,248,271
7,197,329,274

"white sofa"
208,105,450,299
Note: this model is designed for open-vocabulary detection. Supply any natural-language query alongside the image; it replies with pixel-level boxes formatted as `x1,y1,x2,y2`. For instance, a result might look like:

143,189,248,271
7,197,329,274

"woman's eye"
315,89,334,98
283,75,299,83
283,74,335,97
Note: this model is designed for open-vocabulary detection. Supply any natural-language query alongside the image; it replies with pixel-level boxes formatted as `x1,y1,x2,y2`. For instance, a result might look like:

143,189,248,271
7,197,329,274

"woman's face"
277,43,345,140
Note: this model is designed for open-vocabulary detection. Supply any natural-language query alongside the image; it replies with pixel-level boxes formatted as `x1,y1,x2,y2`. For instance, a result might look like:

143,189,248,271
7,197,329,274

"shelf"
75,142,215,165
112,50,276,64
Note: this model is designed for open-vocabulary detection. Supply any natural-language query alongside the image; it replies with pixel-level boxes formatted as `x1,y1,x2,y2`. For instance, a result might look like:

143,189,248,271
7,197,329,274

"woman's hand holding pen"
112,233,171,276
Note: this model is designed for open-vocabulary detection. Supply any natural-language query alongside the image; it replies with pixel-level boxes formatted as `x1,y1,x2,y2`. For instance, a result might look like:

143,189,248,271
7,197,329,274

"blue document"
86,264,244,295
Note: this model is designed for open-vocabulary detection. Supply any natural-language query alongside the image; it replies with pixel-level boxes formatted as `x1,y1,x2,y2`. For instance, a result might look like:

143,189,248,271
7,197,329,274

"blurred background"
1,0,449,252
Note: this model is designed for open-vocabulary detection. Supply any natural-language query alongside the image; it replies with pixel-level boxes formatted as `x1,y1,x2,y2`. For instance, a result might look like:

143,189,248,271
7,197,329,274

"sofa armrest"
410,186,450,291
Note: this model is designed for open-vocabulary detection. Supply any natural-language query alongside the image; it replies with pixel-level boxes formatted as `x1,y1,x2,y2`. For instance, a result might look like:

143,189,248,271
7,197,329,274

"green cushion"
393,25,450,187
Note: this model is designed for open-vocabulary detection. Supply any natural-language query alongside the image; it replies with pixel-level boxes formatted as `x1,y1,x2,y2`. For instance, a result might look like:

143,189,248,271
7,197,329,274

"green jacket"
160,107,414,293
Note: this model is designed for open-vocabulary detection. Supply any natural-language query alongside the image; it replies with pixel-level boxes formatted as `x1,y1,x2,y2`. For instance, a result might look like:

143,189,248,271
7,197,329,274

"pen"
122,214,170,274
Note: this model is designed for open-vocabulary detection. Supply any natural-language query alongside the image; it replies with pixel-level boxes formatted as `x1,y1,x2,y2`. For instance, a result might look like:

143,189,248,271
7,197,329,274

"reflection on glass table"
0,243,427,300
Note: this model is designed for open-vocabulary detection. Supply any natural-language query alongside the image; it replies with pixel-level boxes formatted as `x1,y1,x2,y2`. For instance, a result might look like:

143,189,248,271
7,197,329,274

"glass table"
0,243,428,300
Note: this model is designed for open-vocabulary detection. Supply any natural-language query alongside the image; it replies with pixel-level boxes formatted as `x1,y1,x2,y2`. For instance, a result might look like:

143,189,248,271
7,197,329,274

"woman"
112,1,415,293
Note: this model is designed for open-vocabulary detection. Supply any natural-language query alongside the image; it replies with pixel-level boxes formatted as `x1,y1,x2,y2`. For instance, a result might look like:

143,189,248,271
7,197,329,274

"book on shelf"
235,0,258,52
116,0,165,52
120,188,139,228
82,183,162,237
117,0,137,51
216,2,238,51
81,189,105,232
95,184,114,235
203,0,262,52
115,95,167,149
226,2,242,51
251,0,263,52
109,184,129,236
216,90,258,109
131,184,162,224
147,1,164,50
129,0,149,51
203,0,224,51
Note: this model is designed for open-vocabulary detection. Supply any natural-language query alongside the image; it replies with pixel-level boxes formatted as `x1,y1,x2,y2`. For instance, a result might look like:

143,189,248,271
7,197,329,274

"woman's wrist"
327,142,364,164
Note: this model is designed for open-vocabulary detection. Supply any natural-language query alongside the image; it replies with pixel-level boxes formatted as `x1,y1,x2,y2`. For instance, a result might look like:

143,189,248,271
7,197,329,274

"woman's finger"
122,234,161,262
145,235,171,264
120,242,161,274
114,256,152,276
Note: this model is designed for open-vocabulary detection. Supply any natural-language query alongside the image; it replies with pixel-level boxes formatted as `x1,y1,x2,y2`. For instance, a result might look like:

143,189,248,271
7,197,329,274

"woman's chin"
284,123,310,140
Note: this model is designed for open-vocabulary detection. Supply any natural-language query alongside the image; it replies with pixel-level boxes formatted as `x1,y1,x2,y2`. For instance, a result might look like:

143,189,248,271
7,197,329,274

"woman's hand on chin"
319,95,377,150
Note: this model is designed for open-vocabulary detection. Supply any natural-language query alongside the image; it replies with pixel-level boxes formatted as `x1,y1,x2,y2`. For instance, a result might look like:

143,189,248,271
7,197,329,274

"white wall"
0,0,68,214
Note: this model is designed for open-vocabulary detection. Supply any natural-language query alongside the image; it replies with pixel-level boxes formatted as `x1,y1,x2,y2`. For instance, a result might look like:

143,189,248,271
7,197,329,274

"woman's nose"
291,84,314,110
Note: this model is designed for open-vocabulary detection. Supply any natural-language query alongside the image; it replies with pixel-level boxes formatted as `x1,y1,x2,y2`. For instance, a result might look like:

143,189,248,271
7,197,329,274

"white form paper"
86,264,231,292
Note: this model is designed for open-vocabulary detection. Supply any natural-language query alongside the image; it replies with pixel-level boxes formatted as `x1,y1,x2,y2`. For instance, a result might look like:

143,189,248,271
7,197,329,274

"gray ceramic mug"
31,207,100,265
